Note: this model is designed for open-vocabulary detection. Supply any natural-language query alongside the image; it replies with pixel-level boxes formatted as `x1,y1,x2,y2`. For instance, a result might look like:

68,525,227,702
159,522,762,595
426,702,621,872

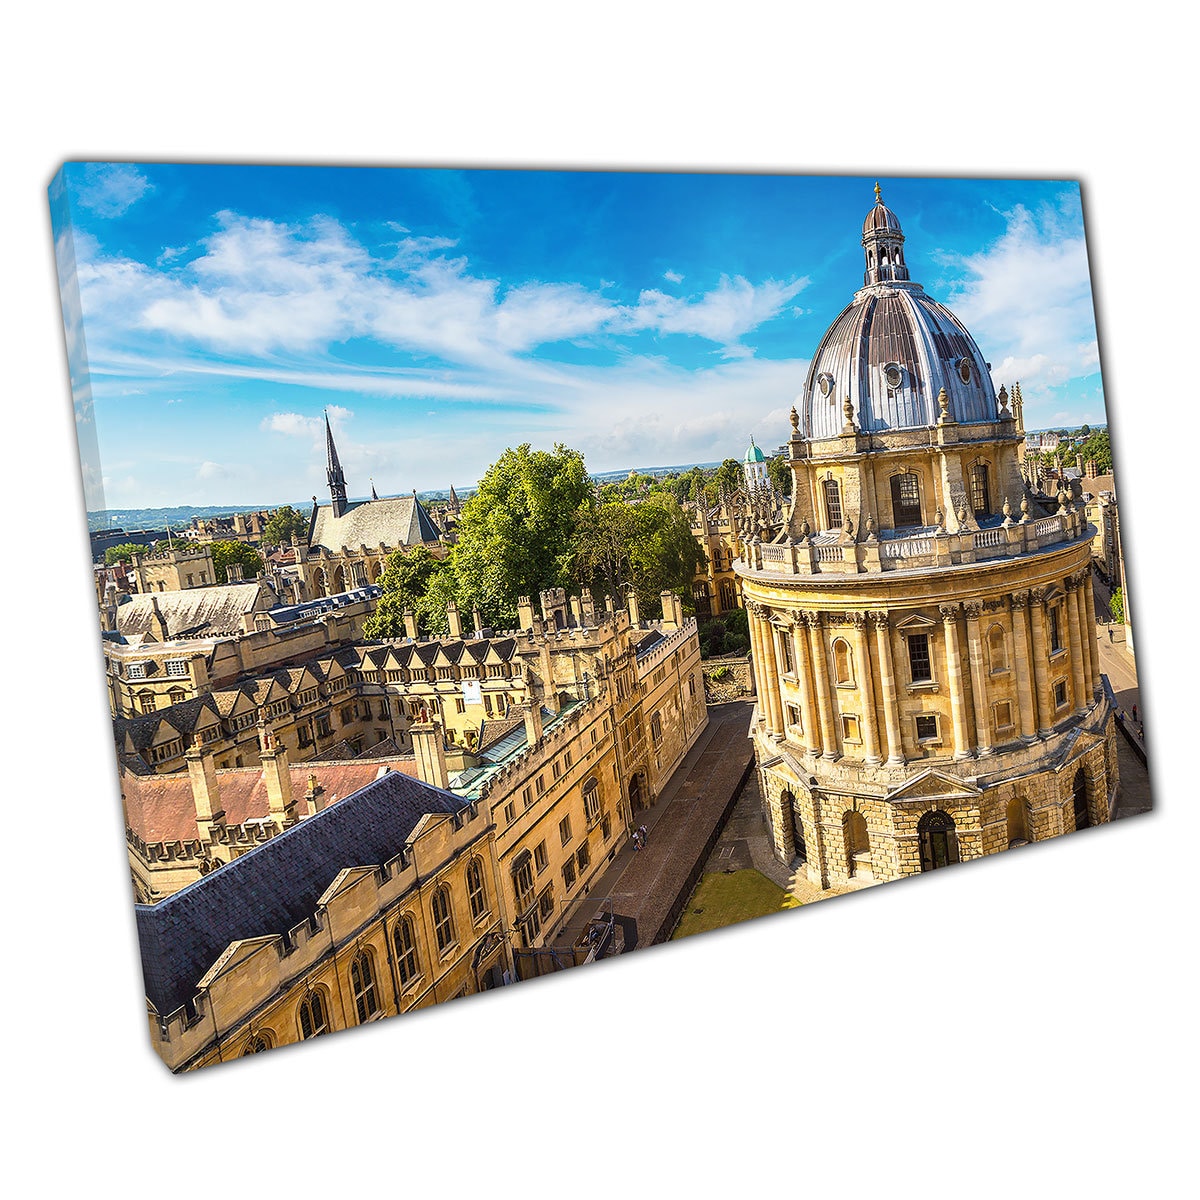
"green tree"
262,505,308,547
104,542,149,565
452,443,593,624
1109,588,1124,625
364,545,463,638
1079,423,1091,438
210,540,264,584
766,455,793,497
1078,429,1112,474
569,494,704,616
713,458,742,497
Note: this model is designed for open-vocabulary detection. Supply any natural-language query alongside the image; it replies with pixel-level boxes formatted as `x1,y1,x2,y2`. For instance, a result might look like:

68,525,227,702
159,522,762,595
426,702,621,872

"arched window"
298,989,329,1039
466,858,489,922
970,463,991,518
312,569,327,599
782,789,806,863
987,624,1008,672
918,810,960,872
241,1031,272,1055
1072,767,1090,831
890,473,923,527
823,478,843,530
432,886,456,953
349,949,379,1023
394,915,419,986
719,579,737,611
833,638,854,685
843,809,869,873
1006,797,1029,847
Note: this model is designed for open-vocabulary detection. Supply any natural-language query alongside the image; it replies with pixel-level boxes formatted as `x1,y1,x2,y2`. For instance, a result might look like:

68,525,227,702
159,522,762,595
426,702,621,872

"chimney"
446,599,463,638
411,722,449,789
227,561,244,583
519,701,543,747
605,594,615,616
150,595,170,642
403,608,418,640
186,737,224,839
580,587,596,626
472,606,484,638
258,721,295,826
305,771,323,817
660,590,677,629
627,589,641,626
517,595,535,632
569,595,583,627
538,640,560,714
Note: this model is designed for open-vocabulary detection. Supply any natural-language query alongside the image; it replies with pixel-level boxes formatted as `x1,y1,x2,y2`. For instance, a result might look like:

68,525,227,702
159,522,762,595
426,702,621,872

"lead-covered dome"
802,184,999,440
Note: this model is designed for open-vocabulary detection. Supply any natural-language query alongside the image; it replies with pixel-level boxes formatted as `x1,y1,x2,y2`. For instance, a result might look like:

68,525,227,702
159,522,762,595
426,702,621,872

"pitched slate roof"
308,496,441,554
135,770,468,1018
117,583,269,640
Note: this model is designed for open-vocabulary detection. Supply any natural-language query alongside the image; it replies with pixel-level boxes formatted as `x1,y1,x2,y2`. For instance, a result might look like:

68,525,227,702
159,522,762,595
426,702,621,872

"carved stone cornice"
1029,586,1048,605
869,610,890,631
962,601,982,621
938,604,960,622
801,610,823,629
1010,591,1029,611
846,611,867,630
747,600,770,620
1064,574,1080,593
983,598,1007,613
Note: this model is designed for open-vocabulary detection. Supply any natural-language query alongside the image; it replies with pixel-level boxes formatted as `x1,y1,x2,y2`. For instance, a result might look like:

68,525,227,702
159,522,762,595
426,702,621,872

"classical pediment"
197,935,280,989
886,767,981,802
895,612,937,631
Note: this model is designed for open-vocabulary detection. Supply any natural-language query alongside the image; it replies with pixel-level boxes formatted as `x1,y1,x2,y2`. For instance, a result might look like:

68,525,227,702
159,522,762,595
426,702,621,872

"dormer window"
958,357,972,385
817,372,835,400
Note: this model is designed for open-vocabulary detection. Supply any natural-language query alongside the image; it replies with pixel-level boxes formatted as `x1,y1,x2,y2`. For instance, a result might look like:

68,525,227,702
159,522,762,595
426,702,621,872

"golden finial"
874,181,882,204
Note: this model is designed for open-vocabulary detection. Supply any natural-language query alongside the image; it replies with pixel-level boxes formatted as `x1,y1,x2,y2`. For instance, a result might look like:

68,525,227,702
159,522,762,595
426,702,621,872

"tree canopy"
210,540,264,584
451,443,593,624
262,505,308,547
1078,429,1112,474
104,542,149,565
766,455,792,497
363,546,463,638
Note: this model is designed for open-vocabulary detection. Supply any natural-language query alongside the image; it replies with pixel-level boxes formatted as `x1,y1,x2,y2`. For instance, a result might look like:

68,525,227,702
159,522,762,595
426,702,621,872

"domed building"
743,435,769,491
736,183,1117,889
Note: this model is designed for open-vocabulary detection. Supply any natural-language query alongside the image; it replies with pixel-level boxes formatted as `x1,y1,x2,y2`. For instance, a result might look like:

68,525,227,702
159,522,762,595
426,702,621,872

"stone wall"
703,655,753,703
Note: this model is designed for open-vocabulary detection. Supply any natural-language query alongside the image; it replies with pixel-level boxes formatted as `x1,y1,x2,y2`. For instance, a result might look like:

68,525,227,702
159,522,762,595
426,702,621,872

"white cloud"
197,460,230,480
261,403,353,438
75,164,152,218
663,270,684,283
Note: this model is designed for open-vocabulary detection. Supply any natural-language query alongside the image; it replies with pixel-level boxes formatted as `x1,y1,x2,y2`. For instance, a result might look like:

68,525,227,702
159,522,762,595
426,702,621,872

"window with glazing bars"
890,473,923,526
823,479,843,530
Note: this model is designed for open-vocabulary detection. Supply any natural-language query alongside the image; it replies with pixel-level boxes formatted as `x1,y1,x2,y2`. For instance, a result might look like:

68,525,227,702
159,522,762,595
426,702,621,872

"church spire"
371,478,379,501
861,180,911,287
325,411,348,517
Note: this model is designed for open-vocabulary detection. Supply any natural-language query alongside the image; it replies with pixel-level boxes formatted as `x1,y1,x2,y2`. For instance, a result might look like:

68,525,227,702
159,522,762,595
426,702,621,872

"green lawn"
671,869,801,940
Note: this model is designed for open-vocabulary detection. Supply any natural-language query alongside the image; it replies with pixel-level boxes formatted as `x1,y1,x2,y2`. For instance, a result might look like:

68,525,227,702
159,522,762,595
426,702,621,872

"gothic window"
394,916,419,985
467,858,489,922
890,473,923,527
513,856,535,909
583,777,602,825
350,949,379,1023
823,478,843,530
241,1032,272,1055
432,886,456,953
298,989,329,1039
918,810,960,872
833,638,854,685
970,463,991,518
907,633,933,683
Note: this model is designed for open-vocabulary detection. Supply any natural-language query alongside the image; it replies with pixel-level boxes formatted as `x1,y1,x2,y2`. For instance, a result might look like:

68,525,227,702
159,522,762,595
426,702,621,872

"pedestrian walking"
1132,703,1138,723
632,830,642,851
638,824,648,847
1108,628,1114,643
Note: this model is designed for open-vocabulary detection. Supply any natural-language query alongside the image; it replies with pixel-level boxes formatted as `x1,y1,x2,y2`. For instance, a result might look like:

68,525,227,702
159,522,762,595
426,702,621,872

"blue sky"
50,164,1106,512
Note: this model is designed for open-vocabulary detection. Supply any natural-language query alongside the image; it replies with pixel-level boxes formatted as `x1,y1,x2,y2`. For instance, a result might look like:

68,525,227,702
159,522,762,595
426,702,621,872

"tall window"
394,916,419,985
970,463,991,518
1049,606,1063,653
583,777,602,825
907,633,932,683
298,989,329,1039
777,629,794,674
987,625,1007,672
432,887,456,953
823,478,843,530
890,473,923,527
350,950,379,1023
466,858,488,922
650,713,663,750
241,1032,272,1055
513,857,535,909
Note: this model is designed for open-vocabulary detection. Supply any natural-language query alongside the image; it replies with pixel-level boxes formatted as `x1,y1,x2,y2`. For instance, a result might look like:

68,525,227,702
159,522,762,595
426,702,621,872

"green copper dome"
744,436,766,464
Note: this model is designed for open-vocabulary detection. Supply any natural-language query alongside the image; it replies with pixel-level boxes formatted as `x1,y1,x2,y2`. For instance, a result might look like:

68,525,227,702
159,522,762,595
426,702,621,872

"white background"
6,4,1192,1196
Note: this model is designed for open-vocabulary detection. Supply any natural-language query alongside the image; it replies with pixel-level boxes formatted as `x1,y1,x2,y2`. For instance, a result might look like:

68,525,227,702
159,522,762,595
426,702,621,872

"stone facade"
738,186,1119,893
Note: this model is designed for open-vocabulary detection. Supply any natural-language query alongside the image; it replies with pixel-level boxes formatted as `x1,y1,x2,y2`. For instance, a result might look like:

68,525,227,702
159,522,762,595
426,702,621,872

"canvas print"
49,165,1150,1071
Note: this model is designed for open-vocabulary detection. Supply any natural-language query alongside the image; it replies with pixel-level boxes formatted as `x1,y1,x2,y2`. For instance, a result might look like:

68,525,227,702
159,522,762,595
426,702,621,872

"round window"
817,372,834,399
883,363,902,389
958,358,972,384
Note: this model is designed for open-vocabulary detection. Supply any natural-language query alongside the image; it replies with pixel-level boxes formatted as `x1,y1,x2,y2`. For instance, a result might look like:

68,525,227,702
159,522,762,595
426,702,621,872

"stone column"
1009,592,1038,743
1064,575,1089,715
747,604,770,735
1080,570,1101,698
791,615,822,756
870,611,905,766
749,603,784,740
939,604,973,760
805,611,839,759
1028,587,1054,737
963,602,994,757
848,613,882,764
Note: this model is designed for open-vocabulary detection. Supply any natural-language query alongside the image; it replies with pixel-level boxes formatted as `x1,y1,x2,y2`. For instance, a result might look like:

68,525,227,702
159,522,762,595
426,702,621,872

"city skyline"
52,165,1105,512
